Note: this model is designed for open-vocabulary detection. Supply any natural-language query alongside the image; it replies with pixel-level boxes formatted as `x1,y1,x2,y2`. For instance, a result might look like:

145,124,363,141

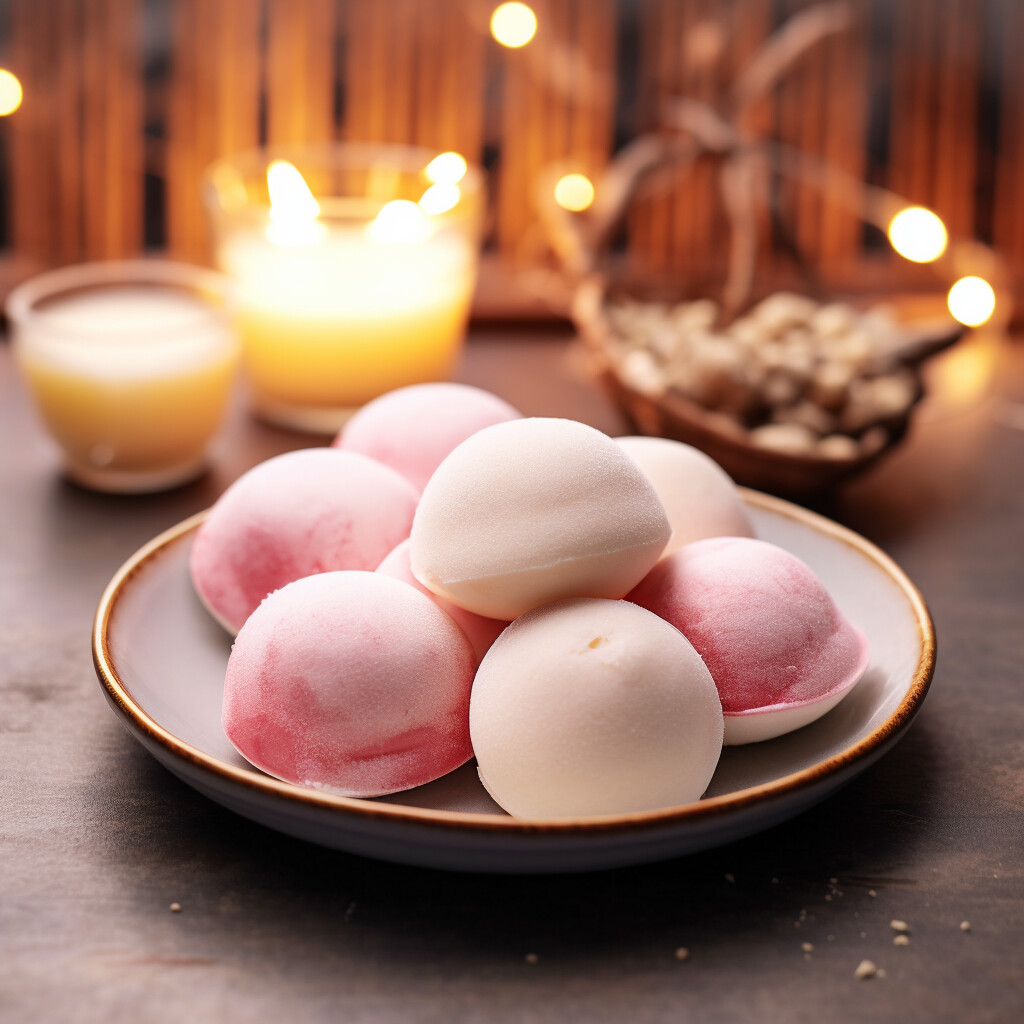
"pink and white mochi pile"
189,382,870,819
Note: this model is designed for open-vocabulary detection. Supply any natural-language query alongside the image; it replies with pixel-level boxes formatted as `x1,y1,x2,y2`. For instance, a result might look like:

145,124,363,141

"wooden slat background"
0,0,1020,312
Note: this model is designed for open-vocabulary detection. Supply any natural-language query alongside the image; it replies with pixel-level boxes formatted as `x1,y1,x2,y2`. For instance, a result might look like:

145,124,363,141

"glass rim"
202,141,485,225
5,260,237,344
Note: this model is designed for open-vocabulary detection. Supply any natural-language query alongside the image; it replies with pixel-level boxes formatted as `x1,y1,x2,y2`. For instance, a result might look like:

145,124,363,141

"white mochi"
410,418,671,620
469,598,724,818
615,436,755,558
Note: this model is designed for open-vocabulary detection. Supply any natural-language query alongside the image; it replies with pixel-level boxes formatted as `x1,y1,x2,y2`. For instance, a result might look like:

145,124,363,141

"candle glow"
425,152,468,185
209,149,482,429
267,161,325,247
367,199,432,243
419,183,461,216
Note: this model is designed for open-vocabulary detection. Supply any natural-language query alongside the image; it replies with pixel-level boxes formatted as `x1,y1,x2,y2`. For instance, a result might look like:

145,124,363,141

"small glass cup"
203,143,484,433
7,260,239,493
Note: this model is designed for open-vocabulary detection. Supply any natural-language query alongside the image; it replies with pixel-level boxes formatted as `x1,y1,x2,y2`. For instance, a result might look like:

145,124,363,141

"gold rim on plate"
92,490,935,836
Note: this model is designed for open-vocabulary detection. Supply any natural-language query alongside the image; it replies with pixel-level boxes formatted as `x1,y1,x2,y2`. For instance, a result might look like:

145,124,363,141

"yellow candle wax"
10,271,239,492
220,219,476,430
205,147,484,433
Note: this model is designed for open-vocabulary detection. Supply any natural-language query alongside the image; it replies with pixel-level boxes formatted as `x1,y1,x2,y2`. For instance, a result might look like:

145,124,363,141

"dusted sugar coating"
376,540,508,664
470,598,724,818
629,537,870,744
410,418,672,620
223,571,476,797
334,382,522,493
191,448,418,633
615,436,755,557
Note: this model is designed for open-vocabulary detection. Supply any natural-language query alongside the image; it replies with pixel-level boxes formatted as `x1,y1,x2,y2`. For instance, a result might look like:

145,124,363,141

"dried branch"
537,135,700,278
733,2,850,116
539,0,862,307
663,99,737,152
719,151,764,318
587,135,699,254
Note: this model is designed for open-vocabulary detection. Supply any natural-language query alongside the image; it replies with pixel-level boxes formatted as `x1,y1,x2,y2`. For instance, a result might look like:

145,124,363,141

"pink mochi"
376,539,509,664
628,537,870,743
334,382,522,493
191,448,418,634
222,571,476,797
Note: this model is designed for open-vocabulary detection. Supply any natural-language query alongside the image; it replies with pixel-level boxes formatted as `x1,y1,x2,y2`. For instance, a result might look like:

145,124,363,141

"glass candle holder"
7,260,239,493
203,143,484,433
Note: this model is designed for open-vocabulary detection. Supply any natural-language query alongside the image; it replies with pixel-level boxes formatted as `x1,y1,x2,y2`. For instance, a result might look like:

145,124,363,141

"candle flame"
419,183,461,216
425,152,468,186
268,161,320,219
267,160,325,246
367,200,432,243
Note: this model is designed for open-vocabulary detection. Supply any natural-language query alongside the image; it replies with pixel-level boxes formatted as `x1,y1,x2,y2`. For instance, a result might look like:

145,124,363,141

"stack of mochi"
190,382,870,820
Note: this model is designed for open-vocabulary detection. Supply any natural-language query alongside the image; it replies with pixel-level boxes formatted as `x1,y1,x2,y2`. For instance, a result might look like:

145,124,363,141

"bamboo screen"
0,0,1020,312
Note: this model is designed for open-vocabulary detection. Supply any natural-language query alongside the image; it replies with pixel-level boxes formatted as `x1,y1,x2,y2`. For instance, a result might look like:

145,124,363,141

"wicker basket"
572,275,962,495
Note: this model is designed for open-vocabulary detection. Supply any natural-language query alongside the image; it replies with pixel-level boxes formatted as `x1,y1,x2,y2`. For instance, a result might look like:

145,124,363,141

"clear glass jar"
204,143,485,433
7,260,239,493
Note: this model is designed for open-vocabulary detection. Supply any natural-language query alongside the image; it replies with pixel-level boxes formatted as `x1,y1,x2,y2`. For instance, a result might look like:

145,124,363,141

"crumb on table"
854,960,878,980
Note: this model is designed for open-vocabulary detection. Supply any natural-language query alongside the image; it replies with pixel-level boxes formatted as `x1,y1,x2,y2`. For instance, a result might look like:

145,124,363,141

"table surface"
2,329,1023,1024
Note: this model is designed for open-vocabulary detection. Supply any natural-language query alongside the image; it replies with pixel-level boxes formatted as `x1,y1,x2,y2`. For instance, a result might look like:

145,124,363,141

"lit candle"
7,261,238,492
205,146,483,433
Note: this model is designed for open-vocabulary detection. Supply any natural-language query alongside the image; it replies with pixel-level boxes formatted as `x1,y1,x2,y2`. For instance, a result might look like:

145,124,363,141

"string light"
490,3,538,48
0,68,23,116
887,206,948,263
425,152,468,186
554,173,595,212
947,276,996,327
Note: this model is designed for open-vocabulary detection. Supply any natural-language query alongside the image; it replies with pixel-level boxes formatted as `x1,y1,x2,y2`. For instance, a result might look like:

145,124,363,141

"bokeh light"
425,152,468,186
887,206,948,263
490,3,538,48
947,276,996,327
554,173,595,212
0,68,23,116
418,183,461,216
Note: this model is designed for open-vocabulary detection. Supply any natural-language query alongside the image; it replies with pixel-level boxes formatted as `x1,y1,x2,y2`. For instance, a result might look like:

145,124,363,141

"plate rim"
92,489,935,836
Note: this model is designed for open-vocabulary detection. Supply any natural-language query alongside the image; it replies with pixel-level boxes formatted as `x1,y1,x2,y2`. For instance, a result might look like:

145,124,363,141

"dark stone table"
2,330,1022,1023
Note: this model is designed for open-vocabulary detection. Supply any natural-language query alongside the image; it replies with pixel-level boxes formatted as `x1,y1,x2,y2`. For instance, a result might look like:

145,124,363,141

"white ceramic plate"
93,491,934,873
